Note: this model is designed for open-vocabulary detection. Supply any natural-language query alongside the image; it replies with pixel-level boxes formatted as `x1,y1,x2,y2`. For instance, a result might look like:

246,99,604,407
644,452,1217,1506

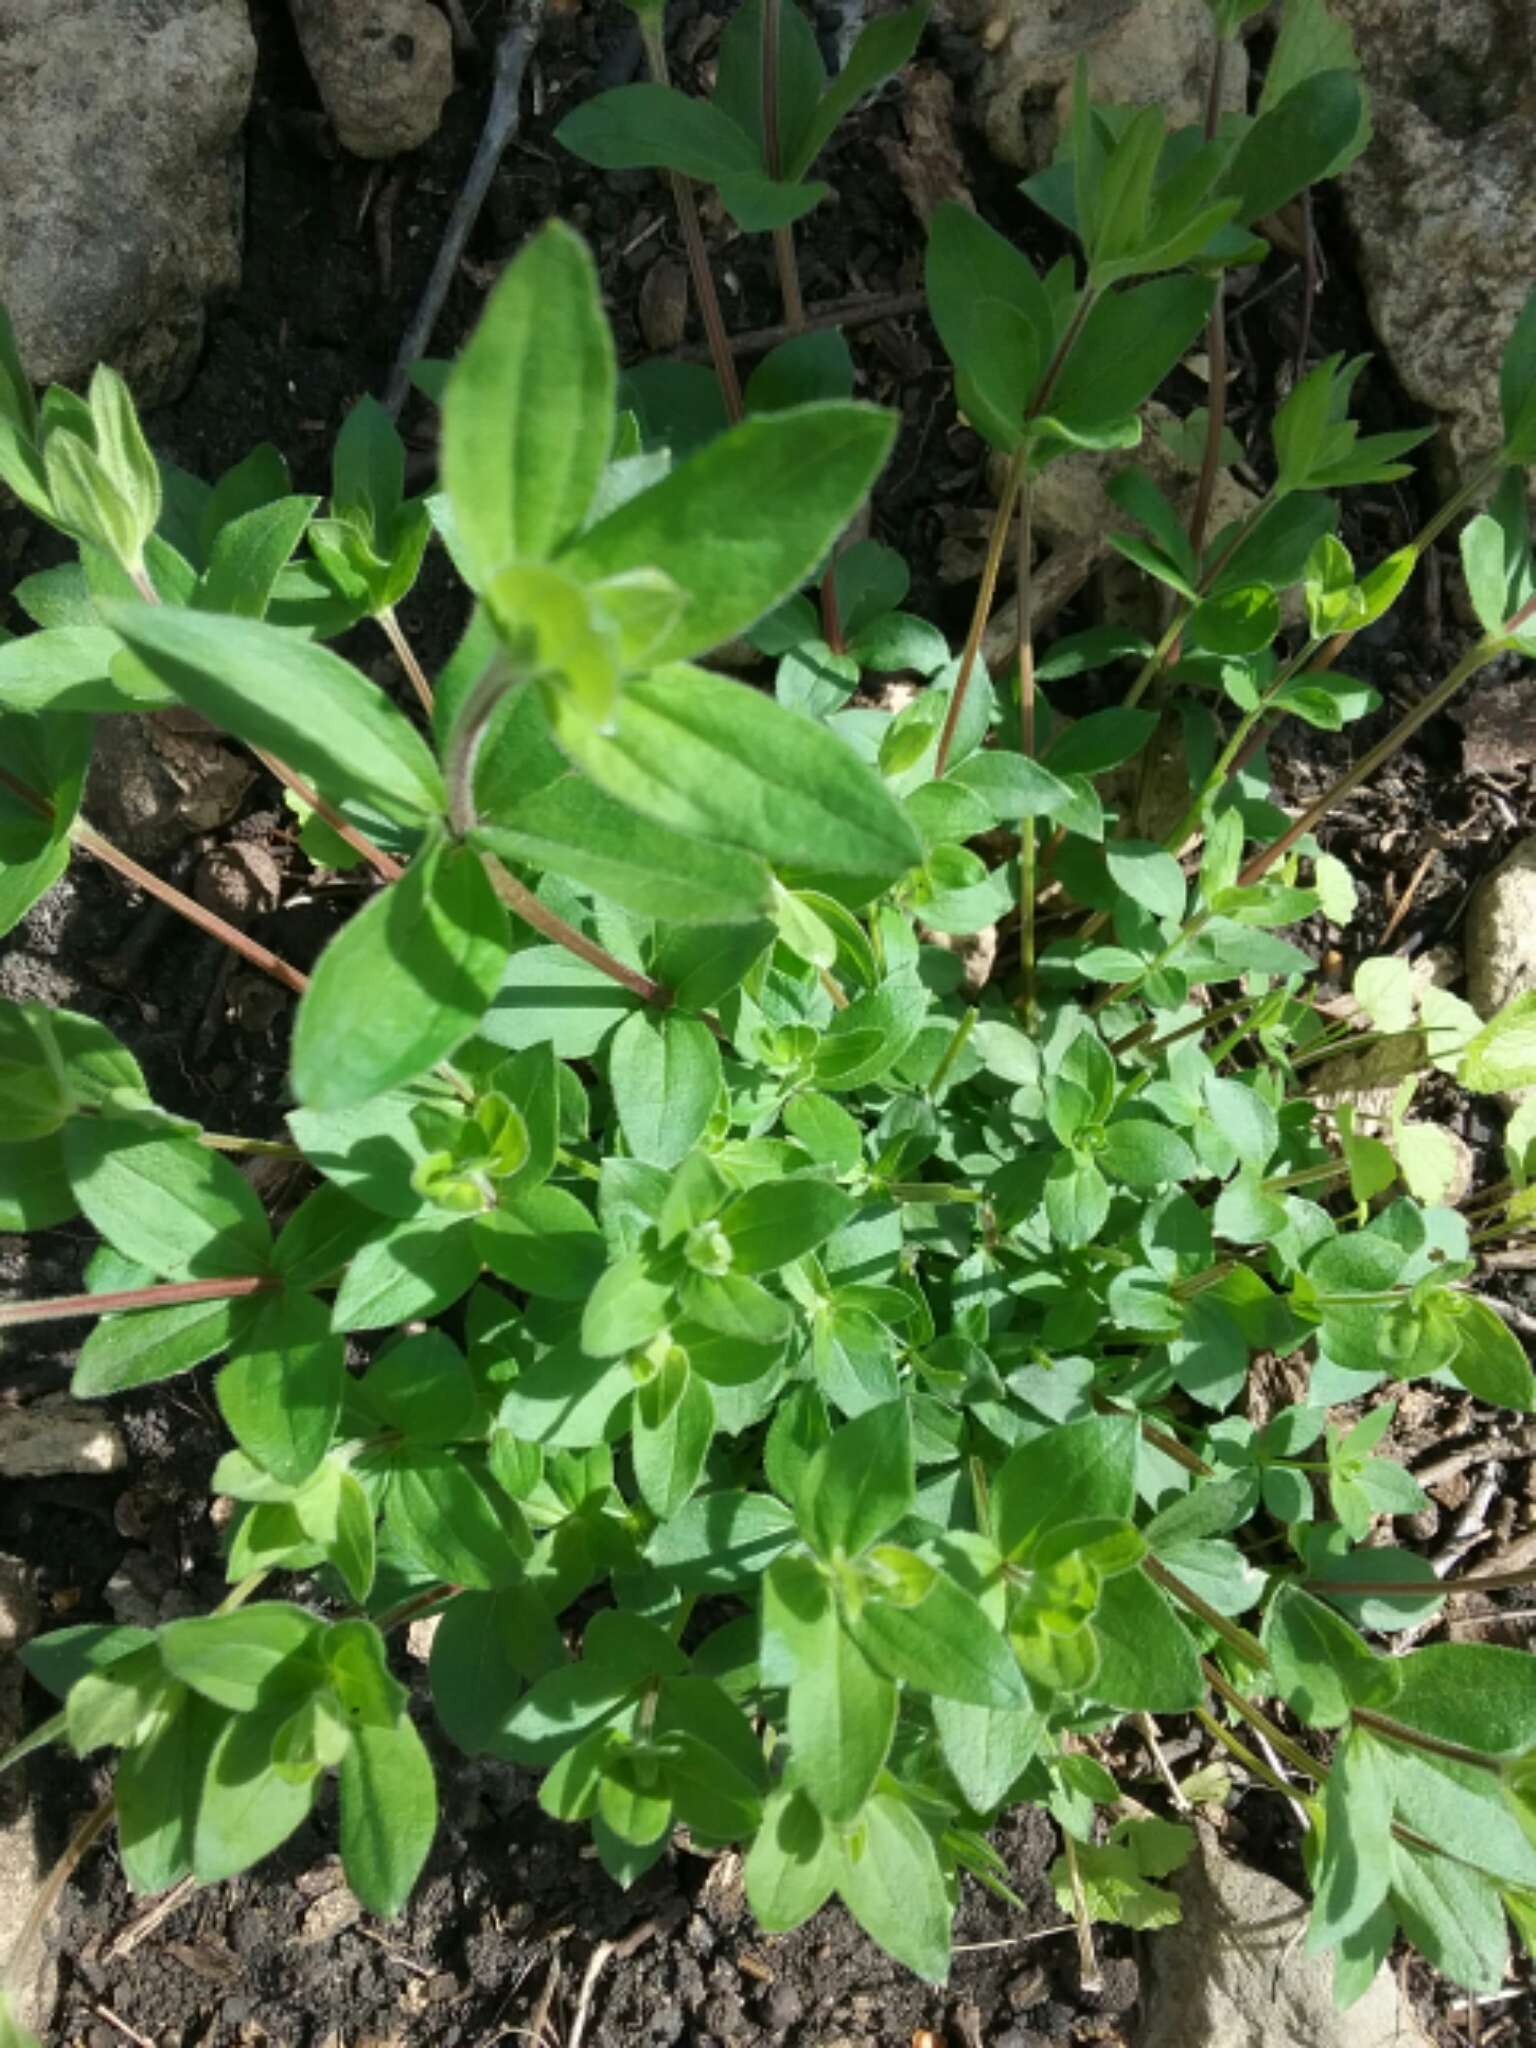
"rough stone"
1140,1826,1435,2048
0,1395,126,1480
0,0,256,403
938,0,1247,173
85,716,254,862
1332,0,1536,483
1466,832,1536,1017
289,0,456,160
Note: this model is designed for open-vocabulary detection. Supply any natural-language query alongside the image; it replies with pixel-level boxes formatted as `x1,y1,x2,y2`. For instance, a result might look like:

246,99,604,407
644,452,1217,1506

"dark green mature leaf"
608,1010,721,1168
1219,71,1367,226
431,1586,564,1757
851,1568,1027,1707
745,1785,839,1931
291,838,509,1111
478,1184,607,1300
1087,1570,1203,1712
647,1490,799,1590
103,608,445,824
1263,1585,1397,1728
993,1414,1137,1564
1450,1296,1536,1411
1391,1838,1508,1994
340,1714,438,1916
1044,276,1214,439
481,944,641,1058
1391,1643,1536,1757
62,1124,272,1281
216,1289,343,1486
330,1215,480,1330
802,1401,914,1558
1312,1729,1394,1948
1500,287,1536,463
556,405,896,666
933,1695,1045,1812
473,781,775,926
160,1604,323,1715
785,2,928,179
557,83,758,181
719,1176,856,1274
767,1559,896,1823
551,662,920,881
835,1793,951,1982
442,221,615,582
73,1295,238,1397
386,1448,531,1588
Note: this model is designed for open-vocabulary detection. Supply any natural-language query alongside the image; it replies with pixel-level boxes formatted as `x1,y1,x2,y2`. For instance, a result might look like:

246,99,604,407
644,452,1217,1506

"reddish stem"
0,1274,279,1329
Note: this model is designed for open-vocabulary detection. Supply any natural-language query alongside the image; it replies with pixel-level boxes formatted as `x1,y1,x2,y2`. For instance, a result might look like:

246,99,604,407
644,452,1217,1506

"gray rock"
0,1394,126,1479
0,0,256,403
937,0,1246,172
1140,1826,1434,2048
1332,0,1536,481
289,0,455,160
1466,832,1536,1017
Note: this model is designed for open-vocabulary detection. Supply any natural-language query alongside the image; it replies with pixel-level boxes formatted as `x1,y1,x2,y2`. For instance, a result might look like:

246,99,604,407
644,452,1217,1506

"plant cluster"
5,0,1536,2029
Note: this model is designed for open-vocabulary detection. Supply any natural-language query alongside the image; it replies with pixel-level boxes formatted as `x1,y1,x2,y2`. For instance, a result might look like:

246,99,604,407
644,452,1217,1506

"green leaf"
292,1461,376,1604
340,1713,438,1916
1391,1838,1508,1994
482,944,641,1059
1500,287,1536,463
745,1785,839,1930
556,405,896,666
430,1585,563,1757
291,838,509,1111
62,1123,272,1281
549,662,919,882
802,1401,914,1558
1450,1297,1536,1412
1099,1118,1197,1189
993,1414,1137,1564
440,222,614,582
478,1184,607,1300
719,1175,856,1274
925,204,1051,428
116,1691,223,1892
784,2,928,179
330,1215,480,1330
746,332,857,416
387,1447,531,1588
556,83,757,180
768,1561,896,1822
1044,275,1214,439
608,1010,721,1168
1105,842,1187,922
851,1566,1027,1707
933,1695,1046,1812
836,1793,952,1982
1392,1642,1536,1757
647,1490,799,1590
1087,1569,1203,1712
1312,1729,1394,1948
633,1364,714,1518
73,1294,238,1397
217,1289,343,1485
103,607,445,825
1262,1584,1396,1729
196,495,317,619
813,976,929,1090
1460,990,1536,1093
159,1604,323,1714
473,782,774,926
1218,71,1367,225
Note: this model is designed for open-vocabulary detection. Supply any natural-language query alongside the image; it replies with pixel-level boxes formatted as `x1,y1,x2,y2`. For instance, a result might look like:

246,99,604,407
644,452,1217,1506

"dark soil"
4,2,1536,2043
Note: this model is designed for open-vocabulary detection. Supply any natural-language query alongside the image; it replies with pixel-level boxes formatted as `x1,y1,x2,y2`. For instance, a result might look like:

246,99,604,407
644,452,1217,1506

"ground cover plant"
4,0,1536,2032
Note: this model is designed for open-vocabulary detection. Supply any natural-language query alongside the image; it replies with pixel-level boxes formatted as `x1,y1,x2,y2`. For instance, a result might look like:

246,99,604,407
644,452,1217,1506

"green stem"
1147,1558,1266,1667
925,1005,978,1098
199,1131,302,1158
1352,1706,1502,1777
1195,1705,1301,1802
1016,473,1039,1022
934,454,1022,777
379,606,435,716
1240,634,1500,887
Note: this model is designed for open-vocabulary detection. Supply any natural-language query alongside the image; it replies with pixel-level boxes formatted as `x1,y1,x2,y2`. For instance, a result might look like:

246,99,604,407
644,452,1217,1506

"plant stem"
482,856,670,1008
1307,1563,1536,1598
251,747,403,882
71,818,310,997
1195,1704,1299,1801
641,19,744,423
379,606,436,715
1351,1706,1502,1777
1146,1557,1267,1666
925,1004,978,1098
760,0,806,333
0,1274,280,1329
199,1132,302,1157
1239,635,1499,886
444,661,517,839
1059,1827,1103,1996
1015,473,1039,1021
934,454,1023,776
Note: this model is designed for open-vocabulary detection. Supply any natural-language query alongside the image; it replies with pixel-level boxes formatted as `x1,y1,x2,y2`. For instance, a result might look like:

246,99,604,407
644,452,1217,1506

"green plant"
4,0,1536,2026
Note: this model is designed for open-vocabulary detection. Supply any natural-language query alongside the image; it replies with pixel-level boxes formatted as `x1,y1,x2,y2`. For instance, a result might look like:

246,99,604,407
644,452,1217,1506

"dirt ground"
4,1,1536,2042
